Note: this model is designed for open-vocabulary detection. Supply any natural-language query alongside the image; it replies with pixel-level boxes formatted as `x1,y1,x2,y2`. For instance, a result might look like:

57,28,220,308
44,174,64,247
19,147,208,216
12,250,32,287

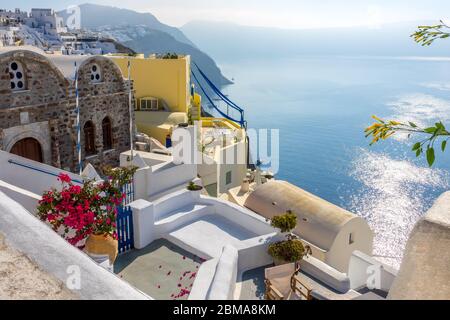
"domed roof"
244,180,357,251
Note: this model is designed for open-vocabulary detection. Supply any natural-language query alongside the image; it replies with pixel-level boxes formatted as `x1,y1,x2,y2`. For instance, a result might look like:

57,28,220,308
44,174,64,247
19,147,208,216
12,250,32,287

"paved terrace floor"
237,265,271,300
168,215,259,258
114,239,204,300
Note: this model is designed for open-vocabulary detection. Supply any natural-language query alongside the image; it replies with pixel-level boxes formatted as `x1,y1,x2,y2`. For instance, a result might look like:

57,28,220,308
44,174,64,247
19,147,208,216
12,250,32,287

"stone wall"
0,49,133,173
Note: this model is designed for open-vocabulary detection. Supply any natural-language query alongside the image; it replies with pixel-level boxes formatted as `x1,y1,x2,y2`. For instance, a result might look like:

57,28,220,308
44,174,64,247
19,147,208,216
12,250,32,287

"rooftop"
244,180,358,251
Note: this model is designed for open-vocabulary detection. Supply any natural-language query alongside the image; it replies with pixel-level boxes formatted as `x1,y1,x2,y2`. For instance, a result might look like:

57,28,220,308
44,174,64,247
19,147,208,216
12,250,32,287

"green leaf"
416,149,421,157
412,142,421,151
435,122,445,131
408,122,418,128
426,147,435,166
442,140,447,152
424,127,437,134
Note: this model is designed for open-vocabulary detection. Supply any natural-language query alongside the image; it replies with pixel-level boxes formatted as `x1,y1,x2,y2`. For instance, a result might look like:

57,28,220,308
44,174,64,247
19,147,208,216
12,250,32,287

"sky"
2,0,450,29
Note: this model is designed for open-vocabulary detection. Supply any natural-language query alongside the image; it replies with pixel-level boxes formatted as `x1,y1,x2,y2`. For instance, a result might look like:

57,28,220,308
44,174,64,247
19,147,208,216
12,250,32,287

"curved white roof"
244,180,358,251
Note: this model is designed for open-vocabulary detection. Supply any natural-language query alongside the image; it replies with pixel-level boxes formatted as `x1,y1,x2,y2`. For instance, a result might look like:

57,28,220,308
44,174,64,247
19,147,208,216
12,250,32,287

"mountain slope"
58,4,230,86
60,3,194,46
97,25,230,87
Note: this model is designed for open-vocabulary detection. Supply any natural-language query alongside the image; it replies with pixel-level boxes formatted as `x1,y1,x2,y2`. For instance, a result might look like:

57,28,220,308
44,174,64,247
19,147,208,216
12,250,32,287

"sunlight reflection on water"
387,93,450,141
349,149,449,269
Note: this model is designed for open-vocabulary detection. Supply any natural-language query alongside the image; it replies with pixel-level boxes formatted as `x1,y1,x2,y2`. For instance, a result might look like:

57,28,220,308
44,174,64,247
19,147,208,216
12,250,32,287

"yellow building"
109,53,247,197
110,53,194,143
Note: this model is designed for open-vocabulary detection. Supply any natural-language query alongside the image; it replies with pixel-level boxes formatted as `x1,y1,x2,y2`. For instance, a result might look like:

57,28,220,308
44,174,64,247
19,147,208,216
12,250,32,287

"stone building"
0,46,133,173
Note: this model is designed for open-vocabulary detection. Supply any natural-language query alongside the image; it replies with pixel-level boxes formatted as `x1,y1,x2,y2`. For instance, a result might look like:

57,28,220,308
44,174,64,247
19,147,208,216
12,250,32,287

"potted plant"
187,180,203,192
268,210,311,265
37,167,136,264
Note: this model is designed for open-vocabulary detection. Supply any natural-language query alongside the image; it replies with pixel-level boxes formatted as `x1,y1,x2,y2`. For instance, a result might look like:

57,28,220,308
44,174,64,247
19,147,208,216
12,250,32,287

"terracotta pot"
273,257,291,266
85,233,118,264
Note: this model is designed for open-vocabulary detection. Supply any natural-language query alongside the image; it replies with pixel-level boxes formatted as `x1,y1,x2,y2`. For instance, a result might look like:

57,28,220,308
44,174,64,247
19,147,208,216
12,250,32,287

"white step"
155,204,211,226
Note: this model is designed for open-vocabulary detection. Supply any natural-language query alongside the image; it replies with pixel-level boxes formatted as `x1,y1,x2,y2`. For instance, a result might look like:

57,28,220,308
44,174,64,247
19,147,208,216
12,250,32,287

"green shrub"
268,239,307,262
187,181,202,191
270,210,297,233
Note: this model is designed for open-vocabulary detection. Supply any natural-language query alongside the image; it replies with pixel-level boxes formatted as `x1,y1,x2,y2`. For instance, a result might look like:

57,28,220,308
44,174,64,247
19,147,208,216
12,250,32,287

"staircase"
190,93,202,122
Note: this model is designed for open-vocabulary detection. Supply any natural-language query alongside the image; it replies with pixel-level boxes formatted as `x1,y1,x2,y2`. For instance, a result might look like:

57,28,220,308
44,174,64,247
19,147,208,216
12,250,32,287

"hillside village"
0,5,449,301
0,8,133,55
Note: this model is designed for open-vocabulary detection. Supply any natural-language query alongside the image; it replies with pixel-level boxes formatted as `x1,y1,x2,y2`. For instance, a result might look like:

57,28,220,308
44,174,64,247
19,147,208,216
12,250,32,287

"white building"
0,9,28,25
243,180,374,273
0,29,16,46
26,8,67,36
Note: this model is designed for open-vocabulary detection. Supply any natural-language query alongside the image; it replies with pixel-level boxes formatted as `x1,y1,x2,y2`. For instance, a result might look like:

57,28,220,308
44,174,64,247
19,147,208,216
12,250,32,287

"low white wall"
201,197,275,236
121,150,197,201
0,180,40,214
238,234,279,273
152,189,198,220
129,189,280,300
348,251,397,292
0,150,83,197
0,191,149,300
129,199,156,250
300,255,351,294
148,162,196,197
207,245,239,300
189,258,219,300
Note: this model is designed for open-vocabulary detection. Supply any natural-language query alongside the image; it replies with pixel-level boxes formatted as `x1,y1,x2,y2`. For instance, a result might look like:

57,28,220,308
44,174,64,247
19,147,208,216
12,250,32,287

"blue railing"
191,62,246,128
117,182,135,253
7,159,84,184
117,204,134,254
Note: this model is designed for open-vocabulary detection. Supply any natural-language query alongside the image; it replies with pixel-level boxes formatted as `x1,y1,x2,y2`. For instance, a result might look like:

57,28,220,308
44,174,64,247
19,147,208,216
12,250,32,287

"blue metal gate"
117,182,135,253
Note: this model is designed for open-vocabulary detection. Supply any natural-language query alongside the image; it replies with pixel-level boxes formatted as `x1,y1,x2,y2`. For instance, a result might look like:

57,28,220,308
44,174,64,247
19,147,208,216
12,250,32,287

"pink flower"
57,173,72,184
70,185,82,194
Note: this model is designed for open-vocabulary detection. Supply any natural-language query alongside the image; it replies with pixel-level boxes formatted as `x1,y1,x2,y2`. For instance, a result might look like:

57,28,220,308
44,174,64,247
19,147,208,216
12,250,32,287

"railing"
117,204,134,254
291,274,313,300
117,181,135,253
7,159,84,184
191,62,246,128
121,181,135,206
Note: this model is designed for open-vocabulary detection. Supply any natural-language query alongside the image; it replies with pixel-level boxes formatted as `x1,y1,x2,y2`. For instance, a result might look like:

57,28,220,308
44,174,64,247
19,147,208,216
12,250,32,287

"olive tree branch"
365,116,449,166
411,20,450,46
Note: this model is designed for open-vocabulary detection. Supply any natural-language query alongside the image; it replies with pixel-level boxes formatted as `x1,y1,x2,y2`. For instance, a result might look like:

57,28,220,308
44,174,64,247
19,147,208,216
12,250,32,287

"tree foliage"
411,20,450,46
366,21,450,166
365,116,449,167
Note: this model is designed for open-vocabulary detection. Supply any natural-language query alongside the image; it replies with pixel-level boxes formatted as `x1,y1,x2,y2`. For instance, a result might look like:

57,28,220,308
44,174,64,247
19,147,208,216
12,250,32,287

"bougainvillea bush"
37,166,136,247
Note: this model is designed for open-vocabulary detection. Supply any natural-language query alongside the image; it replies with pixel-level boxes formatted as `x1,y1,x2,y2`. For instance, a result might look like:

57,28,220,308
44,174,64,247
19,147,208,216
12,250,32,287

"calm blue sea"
205,55,450,268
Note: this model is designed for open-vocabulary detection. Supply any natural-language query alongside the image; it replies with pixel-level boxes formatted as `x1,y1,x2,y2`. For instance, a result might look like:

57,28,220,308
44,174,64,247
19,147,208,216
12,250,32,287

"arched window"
90,64,102,83
102,117,113,150
8,61,26,91
84,121,96,155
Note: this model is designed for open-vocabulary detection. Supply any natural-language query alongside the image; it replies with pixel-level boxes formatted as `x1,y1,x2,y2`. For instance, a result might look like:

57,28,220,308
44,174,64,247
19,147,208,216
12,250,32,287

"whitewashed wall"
348,251,397,292
0,191,149,300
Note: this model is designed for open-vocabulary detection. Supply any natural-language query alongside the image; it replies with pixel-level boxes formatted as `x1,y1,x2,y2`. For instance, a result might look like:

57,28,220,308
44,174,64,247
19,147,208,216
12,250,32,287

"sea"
204,55,450,269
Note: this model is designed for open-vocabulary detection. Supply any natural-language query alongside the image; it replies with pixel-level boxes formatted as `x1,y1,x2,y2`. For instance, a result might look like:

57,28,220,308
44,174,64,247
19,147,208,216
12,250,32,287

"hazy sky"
3,0,450,29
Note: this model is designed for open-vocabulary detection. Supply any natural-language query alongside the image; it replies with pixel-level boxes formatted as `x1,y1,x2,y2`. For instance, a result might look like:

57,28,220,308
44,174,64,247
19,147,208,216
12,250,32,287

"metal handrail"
7,158,83,184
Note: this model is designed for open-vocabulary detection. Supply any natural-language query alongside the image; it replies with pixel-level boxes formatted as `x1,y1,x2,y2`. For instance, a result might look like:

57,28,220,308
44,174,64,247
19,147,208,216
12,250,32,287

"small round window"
9,61,26,91
90,64,102,83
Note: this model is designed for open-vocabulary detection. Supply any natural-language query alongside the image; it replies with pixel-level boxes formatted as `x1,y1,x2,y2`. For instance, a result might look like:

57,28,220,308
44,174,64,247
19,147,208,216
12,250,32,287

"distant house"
0,46,133,173
244,180,374,272
25,8,67,35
